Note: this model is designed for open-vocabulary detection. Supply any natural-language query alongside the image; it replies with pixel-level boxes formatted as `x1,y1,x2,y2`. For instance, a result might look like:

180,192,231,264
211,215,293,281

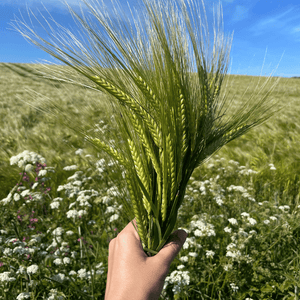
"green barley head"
11,0,280,254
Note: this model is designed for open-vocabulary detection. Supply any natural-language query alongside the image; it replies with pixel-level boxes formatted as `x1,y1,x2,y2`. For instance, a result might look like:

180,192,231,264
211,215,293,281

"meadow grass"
1,63,300,299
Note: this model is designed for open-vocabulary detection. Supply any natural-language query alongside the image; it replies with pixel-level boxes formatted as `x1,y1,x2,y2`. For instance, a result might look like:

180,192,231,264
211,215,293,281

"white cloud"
250,7,300,38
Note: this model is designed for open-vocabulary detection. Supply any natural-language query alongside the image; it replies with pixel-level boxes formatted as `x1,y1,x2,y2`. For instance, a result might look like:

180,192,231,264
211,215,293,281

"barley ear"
90,138,128,167
128,139,151,215
125,173,147,245
166,133,176,201
179,92,188,157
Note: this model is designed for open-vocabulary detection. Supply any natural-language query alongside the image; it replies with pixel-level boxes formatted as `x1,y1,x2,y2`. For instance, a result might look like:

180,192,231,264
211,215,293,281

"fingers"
106,237,116,294
154,229,188,270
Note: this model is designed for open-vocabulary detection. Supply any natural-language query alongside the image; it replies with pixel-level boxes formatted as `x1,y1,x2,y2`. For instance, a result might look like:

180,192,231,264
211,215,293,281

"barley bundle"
12,0,279,255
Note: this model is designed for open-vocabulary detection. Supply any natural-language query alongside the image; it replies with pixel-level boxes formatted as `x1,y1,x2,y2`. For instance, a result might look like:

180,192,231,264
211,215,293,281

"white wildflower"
77,268,87,279
78,210,87,217
269,164,276,170
270,216,277,221
50,201,60,209
66,230,74,236
3,248,12,256
230,283,239,292
10,155,19,165
105,206,115,214
206,250,215,258
215,196,223,206
32,182,39,189
71,251,77,258
69,270,77,276
14,193,21,201
228,218,238,225
164,270,190,295
63,165,78,171
177,264,185,270
63,257,71,264
241,212,250,218
188,252,198,257
248,217,257,226
224,226,232,233
75,149,83,155
52,227,64,236
53,258,63,266
27,264,38,275
16,292,31,300
223,264,233,271
73,180,82,186
249,230,257,235
18,160,25,168
21,189,30,197
179,256,189,262
38,170,47,177
264,220,270,225
25,164,34,172
66,209,78,218
0,271,16,282
109,213,119,222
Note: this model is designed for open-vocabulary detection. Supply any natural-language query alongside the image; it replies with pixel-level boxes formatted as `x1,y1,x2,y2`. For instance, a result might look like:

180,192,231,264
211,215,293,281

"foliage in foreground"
1,141,300,299
0,61,299,299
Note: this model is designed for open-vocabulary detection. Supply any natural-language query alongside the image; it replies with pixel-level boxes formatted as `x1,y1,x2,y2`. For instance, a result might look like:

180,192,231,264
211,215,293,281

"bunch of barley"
11,0,279,255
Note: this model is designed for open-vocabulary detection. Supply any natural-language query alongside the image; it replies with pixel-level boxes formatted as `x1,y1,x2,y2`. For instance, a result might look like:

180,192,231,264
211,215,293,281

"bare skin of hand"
105,219,187,300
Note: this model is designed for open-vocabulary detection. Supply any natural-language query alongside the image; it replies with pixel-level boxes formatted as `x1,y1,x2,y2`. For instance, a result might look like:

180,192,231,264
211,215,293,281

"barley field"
0,62,300,299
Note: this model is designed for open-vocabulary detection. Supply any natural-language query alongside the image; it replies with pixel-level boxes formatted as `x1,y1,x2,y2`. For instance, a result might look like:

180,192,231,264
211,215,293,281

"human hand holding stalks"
105,219,187,300
11,0,280,255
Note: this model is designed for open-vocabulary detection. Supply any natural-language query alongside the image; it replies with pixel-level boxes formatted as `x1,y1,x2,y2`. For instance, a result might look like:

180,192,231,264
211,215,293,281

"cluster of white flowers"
240,212,257,226
45,289,64,300
53,257,71,265
190,215,216,238
269,163,276,170
16,292,31,300
164,270,190,295
228,218,238,225
63,165,78,171
206,250,215,259
279,205,290,212
227,185,247,193
76,268,98,280
0,271,16,282
52,227,64,237
226,242,242,261
230,283,239,292
10,150,46,168
239,167,258,176
27,264,39,275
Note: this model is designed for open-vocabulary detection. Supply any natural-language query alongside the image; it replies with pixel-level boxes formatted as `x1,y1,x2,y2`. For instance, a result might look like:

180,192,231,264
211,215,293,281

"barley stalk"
12,0,280,255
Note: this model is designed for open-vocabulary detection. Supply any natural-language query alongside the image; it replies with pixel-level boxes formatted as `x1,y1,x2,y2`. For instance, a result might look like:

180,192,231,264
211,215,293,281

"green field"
0,63,300,299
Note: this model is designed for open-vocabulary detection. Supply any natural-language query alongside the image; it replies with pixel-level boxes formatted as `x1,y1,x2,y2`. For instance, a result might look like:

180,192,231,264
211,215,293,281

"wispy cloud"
250,6,300,39
0,0,81,5
232,5,249,22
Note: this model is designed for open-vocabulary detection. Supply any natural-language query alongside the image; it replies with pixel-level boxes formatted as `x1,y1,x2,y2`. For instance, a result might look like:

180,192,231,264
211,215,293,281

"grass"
0,62,300,299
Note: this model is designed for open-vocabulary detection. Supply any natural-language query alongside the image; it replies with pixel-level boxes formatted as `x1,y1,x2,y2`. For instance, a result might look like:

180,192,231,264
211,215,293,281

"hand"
105,219,187,300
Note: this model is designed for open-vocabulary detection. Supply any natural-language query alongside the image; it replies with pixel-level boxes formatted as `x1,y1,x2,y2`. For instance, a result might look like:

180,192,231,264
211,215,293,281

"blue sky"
0,0,300,77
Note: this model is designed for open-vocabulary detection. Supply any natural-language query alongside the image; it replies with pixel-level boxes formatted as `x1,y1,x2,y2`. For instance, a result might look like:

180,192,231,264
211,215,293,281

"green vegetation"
0,62,300,299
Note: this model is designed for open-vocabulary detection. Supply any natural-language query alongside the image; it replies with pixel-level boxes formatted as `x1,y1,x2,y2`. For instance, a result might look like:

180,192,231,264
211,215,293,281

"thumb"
154,229,187,268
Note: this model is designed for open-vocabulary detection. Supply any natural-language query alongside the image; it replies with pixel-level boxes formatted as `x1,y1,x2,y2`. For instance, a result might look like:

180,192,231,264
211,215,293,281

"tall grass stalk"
11,0,280,255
